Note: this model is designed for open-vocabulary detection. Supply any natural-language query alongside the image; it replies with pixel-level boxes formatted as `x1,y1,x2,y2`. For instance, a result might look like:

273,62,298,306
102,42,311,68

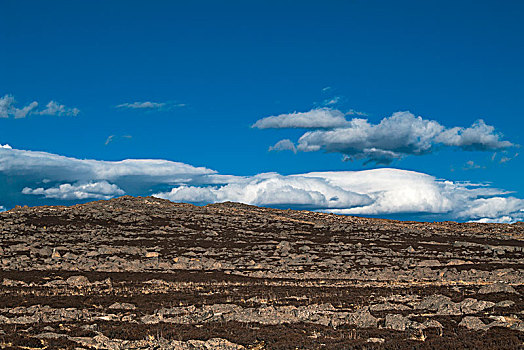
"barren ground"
0,196,523,349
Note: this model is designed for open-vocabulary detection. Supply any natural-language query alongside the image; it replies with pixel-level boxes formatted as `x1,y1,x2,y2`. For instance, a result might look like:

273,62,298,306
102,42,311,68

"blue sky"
1,0,523,222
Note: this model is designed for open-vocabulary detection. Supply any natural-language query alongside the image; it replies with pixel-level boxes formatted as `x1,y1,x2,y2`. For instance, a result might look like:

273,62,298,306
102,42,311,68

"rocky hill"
0,196,523,349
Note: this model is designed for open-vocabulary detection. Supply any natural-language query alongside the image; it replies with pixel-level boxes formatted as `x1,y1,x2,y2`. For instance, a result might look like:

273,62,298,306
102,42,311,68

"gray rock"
385,314,410,331
419,259,441,267
367,337,385,343
495,300,515,308
416,294,460,315
276,241,292,255
108,302,136,310
66,275,90,287
347,308,378,328
459,298,495,314
370,302,410,312
459,316,488,330
422,319,443,329
478,283,518,294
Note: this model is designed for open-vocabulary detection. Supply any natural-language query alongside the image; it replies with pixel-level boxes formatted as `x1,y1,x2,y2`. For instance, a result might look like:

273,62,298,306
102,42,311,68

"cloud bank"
254,109,514,164
0,146,214,183
0,145,522,223
0,94,79,118
154,168,524,223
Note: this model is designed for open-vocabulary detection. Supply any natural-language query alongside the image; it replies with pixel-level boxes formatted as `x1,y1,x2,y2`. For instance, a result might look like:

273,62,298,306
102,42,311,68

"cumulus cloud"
455,197,524,221
154,168,524,223
254,109,514,164
269,139,296,153
0,94,79,118
155,173,372,209
435,119,513,150
115,101,185,111
252,108,350,129
23,181,124,200
469,216,518,224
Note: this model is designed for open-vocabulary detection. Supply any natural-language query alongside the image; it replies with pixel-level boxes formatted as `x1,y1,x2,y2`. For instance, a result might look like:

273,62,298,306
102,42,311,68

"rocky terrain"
0,196,523,349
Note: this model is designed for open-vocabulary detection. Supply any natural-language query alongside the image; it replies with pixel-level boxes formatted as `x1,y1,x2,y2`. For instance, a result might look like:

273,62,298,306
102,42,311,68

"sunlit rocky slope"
0,196,522,349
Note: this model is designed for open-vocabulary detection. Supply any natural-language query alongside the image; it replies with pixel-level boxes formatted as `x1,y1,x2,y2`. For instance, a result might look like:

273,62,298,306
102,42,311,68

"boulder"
459,316,488,330
385,314,410,331
478,283,518,294
66,275,90,287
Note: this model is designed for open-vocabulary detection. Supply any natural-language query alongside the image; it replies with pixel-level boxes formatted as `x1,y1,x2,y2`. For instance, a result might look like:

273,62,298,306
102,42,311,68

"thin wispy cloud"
322,96,341,106
104,135,132,146
492,151,519,164
0,94,79,118
105,135,115,146
115,101,186,111
463,160,485,170
254,109,515,164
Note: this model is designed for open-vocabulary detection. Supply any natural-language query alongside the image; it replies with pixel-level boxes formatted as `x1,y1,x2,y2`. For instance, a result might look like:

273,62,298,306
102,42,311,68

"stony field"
0,196,523,349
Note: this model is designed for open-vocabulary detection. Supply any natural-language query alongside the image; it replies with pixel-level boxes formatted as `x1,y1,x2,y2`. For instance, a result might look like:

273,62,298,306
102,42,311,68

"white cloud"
435,119,513,150
323,96,341,106
0,146,215,204
270,110,515,164
252,108,350,129
346,109,368,117
456,197,524,221
105,135,133,146
115,101,185,111
116,101,166,109
105,135,115,146
0,145,521,222
154,173,372,209
463,160,484,170
37,101,80,117
0,95,39,118
155,168,524,223
14,101,39,118
0,206,5,212
0,94,79,118
269,139,296,153
469,216,517,224
297,169,454,215
22,181,124,200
